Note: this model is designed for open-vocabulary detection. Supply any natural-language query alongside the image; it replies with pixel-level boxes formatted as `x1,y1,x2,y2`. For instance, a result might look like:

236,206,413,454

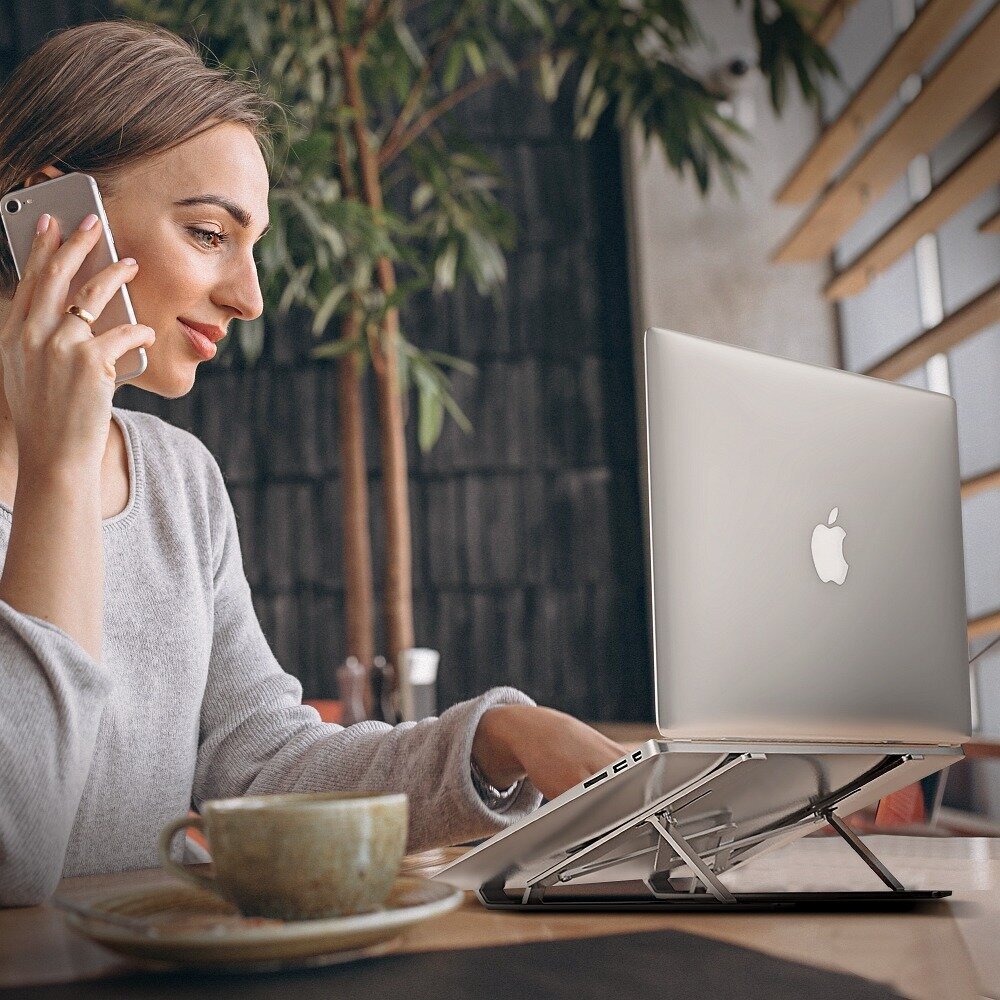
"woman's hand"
0,212,153,476
0,211,154,662
472,704,627,801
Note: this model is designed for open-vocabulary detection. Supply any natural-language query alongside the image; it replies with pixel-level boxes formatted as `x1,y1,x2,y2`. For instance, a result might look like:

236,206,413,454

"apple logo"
811,506,849,585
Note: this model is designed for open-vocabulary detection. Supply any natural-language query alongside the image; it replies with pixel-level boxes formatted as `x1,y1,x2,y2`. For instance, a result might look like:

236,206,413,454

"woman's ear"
23,165,65,188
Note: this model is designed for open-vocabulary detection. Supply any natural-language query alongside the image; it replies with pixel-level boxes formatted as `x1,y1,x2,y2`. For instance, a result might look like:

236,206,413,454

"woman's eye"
189,227,227,249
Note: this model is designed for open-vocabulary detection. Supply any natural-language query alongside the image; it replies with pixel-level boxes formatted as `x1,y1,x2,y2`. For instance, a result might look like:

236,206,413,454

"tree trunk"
336,310,376,710
370,277,414,675
330,44,377,708
341,45,415,679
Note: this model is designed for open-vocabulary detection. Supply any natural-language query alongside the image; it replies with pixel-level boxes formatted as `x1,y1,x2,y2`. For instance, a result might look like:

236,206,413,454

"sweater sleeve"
192,461,542,852
0,604,111,907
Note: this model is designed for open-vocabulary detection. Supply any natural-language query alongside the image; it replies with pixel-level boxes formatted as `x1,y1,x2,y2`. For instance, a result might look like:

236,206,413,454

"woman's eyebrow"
173,194,270,238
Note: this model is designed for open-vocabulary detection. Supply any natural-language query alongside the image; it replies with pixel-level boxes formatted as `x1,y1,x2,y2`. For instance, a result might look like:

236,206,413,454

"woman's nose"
217,255,264,321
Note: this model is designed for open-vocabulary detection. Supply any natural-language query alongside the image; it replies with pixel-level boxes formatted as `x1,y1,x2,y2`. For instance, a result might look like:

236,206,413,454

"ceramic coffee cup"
158,791,408,921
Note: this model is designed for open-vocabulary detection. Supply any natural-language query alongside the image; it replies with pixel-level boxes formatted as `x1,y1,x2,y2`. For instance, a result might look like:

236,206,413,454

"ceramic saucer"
61,875,463,972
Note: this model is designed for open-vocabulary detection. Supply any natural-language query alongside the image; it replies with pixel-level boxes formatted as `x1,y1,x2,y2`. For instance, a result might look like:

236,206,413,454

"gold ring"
65,304,97,326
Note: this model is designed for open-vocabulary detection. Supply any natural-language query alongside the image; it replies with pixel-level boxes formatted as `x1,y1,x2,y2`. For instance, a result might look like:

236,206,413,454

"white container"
399,648,440,721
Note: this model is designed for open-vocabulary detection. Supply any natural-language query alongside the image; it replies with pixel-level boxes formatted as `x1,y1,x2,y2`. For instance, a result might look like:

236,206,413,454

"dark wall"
2,8,652,722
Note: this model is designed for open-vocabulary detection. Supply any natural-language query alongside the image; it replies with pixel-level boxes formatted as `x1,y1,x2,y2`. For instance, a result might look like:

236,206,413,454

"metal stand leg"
647,814,736,903
519,753,755,902
825,811,905,892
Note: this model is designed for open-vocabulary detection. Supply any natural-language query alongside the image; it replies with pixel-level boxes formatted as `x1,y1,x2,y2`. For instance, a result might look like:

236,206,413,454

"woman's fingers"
4,214,62,327
82,322,155,380
53,257,139,344
24,213,106,326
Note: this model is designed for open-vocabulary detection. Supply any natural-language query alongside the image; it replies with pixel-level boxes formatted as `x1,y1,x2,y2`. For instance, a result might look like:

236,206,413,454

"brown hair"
0,19,278,298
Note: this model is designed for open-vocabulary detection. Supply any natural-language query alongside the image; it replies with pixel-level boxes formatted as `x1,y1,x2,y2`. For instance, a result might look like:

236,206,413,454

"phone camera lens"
4,200,20,214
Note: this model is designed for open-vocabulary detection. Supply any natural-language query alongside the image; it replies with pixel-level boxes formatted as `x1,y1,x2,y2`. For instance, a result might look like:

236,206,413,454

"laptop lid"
644,328,971,745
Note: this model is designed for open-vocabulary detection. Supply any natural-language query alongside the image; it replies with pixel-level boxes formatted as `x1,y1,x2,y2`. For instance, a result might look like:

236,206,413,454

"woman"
0,20,624,906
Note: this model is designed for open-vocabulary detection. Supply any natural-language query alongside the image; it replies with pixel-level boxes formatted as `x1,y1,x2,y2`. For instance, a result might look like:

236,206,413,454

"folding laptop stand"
438,742,963,911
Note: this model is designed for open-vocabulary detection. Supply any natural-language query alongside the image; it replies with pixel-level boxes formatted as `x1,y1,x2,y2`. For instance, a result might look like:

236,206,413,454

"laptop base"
478,884,950,911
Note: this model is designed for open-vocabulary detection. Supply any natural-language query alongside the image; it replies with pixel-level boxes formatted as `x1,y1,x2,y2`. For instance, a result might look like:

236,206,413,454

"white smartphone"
0,172,147,385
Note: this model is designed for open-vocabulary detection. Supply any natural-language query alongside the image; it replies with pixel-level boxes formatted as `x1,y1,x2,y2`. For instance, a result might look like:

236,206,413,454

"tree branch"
379,50,549,168
330,0,347,35
335,129,358,199
361,0,385,30
358,0,392,47
379,12,464,171
330,0,388,44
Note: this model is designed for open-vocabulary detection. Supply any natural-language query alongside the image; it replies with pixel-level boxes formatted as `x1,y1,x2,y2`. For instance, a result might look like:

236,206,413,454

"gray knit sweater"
0,407,540,907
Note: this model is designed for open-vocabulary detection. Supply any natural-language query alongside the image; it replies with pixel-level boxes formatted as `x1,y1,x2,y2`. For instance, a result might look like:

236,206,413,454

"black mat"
9,929,906,999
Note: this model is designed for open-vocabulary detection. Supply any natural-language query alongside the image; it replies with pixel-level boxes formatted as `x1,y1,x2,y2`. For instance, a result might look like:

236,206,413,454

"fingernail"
120,257,137,267
79,214,98,231
35,213,50,235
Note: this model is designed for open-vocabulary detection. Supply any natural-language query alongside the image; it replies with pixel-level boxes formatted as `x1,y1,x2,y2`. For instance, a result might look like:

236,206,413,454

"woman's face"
102,122,269,397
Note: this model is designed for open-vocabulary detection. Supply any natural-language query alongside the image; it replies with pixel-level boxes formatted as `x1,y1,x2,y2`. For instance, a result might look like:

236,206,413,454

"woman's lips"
179,319,217,361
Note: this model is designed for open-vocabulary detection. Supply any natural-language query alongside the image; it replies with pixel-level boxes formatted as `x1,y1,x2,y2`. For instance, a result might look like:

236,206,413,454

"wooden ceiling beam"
826,131,1000,300
774,3,1000,264
864,281,1000,380
814,0,861,46
962,466,1000,501
979,208,1000,235
778,0,975,206
969,610,1000,641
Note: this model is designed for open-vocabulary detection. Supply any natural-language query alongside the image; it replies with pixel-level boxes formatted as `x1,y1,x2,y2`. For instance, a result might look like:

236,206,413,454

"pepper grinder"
371,656,401,724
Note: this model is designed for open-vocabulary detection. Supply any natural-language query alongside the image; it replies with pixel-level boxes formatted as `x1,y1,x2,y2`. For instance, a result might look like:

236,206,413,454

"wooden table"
1,836,998,999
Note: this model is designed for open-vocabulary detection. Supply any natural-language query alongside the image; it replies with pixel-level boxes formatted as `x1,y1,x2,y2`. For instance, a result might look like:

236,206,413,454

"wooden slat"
778,0,976,205
826,131,1000,300
774,3,1000,263
814,0,861,45
963,739,1000,759
864,281,1000,380
980,208,1000,234
970,609,1000,640
962,466,1000,500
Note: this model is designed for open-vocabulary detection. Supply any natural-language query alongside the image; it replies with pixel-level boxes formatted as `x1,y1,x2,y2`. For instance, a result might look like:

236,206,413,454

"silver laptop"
645,327,970,746
435,330,970,907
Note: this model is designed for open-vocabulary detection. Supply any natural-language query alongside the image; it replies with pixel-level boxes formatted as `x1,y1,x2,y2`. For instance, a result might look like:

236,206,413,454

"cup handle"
158,815,218,895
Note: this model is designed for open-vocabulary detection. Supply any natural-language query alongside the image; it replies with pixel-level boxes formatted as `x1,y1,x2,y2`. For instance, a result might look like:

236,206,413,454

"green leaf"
575,87,609,140
439,388,473,435
510,0,547,30
416,378,446,452
434,241,459,291
442,42,466,91
311,337,363,360
464,39,486,77
537,49,574,102
574,56,599,122
411,182,435,213
393,19,426,69
423,349,478,376
311,284,350,336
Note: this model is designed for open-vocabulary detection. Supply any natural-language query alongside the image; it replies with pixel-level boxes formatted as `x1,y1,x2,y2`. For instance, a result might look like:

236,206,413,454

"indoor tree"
113,0,836,696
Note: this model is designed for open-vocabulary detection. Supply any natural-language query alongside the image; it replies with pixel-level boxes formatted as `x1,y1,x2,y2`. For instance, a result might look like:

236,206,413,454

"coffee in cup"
158,791,408,921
